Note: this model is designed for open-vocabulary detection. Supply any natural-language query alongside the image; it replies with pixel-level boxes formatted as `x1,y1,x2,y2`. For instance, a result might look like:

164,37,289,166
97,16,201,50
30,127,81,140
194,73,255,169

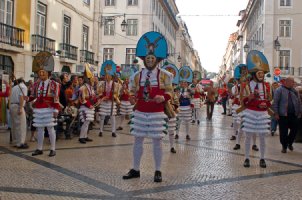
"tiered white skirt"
130,111,168,139
120,100,134,115
178,106,192,122
241,109,270,134
79,106,95,122
98,101,117,116
33,108,57,127
191,98,202,109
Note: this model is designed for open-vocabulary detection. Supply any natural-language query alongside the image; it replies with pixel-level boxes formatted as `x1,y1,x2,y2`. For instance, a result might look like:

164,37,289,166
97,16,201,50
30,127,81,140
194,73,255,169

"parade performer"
123,31,173,182
189,78,203,124
241,50,272,168
98,60,120,137
175,66,193,140
30,52,60,157
78,64,98,144
162,63,180,153
235,65,259,151
117,77,134,130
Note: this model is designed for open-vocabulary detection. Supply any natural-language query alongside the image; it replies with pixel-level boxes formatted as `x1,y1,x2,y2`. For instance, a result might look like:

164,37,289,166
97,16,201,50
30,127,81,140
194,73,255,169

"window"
125,48,136,64
105,0,115,6
279,50,290,68
0,55,14,77
280,0,291,6
104,18,115,35
82,25,89,50
128,0,138,6
0,0,13,25
36,1,47,36
103,48,114,61
83,0,90,5
63,15,71,44
126,19,137,36
279,20,291,37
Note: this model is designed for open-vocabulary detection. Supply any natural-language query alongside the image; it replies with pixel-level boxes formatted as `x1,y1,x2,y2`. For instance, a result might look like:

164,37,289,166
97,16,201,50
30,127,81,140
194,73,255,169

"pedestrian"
10,78,29,149
123,31,173,182
189,78,203,124
270,82,280,136
272,77,302,153
205,82,216,120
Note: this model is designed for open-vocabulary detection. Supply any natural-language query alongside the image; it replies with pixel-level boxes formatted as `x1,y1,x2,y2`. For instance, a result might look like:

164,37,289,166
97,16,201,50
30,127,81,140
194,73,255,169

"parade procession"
1,0,302,199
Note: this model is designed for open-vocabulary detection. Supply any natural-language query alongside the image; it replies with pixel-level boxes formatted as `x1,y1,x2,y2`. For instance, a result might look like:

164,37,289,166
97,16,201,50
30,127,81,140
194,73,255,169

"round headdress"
32,51,54,73
161,63,179,84
246,50,269,73
136,31,168,61
120,64,140,80
100,60,117,76
193,70,202,82
179,66,193,83
234,64,247,80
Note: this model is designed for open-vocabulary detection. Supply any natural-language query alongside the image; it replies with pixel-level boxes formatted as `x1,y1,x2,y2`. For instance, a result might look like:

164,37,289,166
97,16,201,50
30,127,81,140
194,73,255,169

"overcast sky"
175,0,249,73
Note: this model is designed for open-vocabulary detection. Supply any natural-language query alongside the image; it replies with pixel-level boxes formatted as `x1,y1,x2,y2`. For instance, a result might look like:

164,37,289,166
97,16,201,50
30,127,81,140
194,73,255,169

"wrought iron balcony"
31,34,56,54
274,66,295,76
0,22,24,48
59,43,78,61
80,50,94,64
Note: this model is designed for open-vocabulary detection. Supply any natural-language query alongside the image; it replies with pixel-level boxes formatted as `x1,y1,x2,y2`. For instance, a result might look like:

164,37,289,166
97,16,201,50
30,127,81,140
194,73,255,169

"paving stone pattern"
0,106,302,199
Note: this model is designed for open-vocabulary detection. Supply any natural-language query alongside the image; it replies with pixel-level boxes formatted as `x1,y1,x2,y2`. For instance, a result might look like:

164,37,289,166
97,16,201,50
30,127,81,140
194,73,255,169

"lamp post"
101,13,128,32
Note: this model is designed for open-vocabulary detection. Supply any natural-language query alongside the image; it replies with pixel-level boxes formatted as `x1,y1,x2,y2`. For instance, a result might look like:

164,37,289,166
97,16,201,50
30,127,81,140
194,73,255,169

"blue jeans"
271,117,278,132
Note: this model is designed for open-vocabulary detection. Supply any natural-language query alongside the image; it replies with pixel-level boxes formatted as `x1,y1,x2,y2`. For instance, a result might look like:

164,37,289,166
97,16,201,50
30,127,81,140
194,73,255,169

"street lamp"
243,43,250,53
177,55,181,63
274,37,281,51
101,13,128,32
120,14,128,32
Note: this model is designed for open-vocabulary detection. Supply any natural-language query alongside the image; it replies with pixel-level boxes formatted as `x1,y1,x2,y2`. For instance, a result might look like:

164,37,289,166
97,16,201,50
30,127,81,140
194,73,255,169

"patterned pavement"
0,106,302,200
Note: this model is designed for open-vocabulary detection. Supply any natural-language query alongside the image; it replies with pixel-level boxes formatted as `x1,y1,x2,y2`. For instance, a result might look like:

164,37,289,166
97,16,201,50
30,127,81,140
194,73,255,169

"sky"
175,0,249,73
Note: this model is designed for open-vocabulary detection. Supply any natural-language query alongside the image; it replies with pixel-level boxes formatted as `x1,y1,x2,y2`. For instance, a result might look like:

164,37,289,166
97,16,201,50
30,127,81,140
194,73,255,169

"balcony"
80,50,94,64
32,34,56,55
0,22,24,48
59,43,78,61
274,67,294,76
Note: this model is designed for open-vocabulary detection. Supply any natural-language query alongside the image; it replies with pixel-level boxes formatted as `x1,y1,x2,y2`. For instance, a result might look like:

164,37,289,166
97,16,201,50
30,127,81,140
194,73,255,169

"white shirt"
140,68,159,87
38,79,49,97
250,80,265,100
10,82,27,106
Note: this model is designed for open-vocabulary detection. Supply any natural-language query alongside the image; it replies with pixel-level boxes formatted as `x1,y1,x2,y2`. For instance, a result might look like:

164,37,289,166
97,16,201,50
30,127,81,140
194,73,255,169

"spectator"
205,82,217,120
272,77,302,153
59,72,70,109
9,78,28,149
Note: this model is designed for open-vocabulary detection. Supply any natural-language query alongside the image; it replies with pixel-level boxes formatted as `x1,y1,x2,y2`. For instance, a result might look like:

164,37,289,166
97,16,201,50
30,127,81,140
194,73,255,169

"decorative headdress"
179,66,193,83
100,60,117,76
246,50,269,73
234,64,247,80
32,51,54,73
161,63,179,84
136,31,168,61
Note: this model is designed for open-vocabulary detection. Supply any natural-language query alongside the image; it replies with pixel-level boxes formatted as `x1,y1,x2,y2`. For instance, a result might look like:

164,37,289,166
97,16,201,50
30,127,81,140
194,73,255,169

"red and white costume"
30,79,60,151
130,68,172,138
120,82,134,115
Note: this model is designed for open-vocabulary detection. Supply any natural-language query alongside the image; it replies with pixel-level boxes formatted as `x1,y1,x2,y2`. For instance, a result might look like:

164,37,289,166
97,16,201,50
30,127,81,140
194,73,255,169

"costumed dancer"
117,77,134,130
175,66,193,140
189,78,203,125
98,60,120,137
123,31,173,182
241,50,272,168
78,64,97,144
30,52,60,157
162,63,180,153
235,64,259,151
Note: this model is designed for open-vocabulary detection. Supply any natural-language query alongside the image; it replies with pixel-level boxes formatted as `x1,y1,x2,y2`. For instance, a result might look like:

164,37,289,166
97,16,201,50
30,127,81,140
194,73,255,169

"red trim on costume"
0,85,9,97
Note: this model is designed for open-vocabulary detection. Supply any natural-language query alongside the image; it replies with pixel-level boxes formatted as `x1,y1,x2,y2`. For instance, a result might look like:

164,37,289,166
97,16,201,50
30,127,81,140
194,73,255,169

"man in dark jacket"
272,77,302,153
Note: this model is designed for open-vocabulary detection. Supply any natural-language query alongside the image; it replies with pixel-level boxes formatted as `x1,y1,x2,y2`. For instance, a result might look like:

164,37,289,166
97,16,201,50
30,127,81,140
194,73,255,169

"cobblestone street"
0,106,302,200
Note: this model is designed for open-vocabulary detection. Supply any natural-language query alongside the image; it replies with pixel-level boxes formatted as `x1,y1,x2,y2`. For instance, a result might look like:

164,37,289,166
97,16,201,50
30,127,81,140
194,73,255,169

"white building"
239,0,302,83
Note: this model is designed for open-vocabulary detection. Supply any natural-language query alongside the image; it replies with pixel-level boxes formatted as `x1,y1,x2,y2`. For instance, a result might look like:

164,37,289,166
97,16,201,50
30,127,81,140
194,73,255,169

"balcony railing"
0,22,24,48
59,43,78,61
274,67,295,76
80,50,94,64
32,34,56,55
299,67,302,76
